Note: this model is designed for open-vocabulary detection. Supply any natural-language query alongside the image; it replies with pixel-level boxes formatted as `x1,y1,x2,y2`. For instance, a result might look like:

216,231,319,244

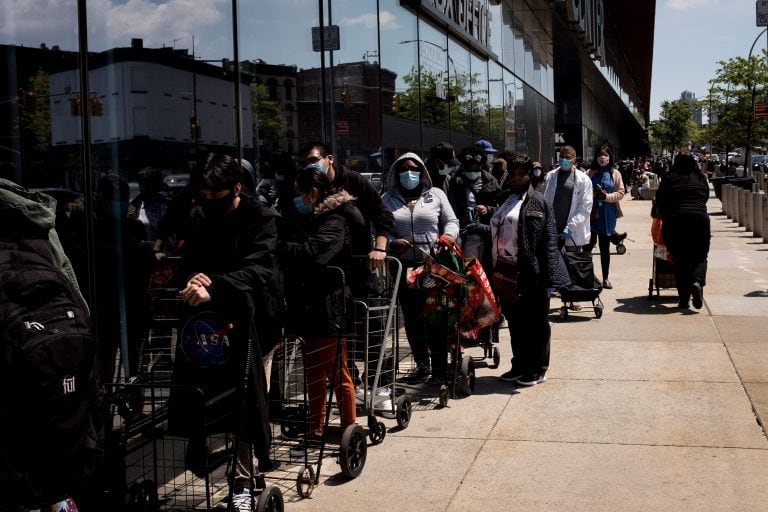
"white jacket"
542,167,593,246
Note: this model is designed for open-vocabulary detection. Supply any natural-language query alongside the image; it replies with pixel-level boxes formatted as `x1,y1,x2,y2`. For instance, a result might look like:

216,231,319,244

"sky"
651,0,767,120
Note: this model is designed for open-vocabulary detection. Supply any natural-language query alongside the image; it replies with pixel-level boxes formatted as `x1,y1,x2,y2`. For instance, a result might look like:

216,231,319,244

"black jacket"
332,164,394,239
489,190,571,294
448,170,502,227
278,190,365,337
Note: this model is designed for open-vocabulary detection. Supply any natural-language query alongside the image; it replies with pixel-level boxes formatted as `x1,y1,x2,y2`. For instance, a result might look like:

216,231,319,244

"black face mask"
199,189,235,217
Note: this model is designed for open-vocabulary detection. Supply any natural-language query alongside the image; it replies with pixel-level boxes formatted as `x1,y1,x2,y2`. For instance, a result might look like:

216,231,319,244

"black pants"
500,288,551,376
662,212,710,303
586,232,611,280
398,271,448,377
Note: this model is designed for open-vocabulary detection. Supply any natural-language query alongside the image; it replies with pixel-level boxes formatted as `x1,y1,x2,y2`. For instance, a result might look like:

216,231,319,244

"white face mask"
438,164,453,176
597,156,610,167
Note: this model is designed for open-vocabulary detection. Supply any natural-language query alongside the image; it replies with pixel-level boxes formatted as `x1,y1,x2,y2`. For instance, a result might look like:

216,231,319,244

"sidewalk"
274,188,768,511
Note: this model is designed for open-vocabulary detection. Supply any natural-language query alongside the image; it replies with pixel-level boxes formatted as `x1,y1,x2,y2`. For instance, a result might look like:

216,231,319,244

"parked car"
752,154,768,172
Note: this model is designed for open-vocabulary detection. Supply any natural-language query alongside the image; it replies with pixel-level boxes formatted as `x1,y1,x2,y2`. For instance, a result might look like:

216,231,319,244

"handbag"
491,258,520,303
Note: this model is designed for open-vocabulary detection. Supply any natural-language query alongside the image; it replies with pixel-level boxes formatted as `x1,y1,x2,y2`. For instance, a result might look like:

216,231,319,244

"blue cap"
473,139,498,154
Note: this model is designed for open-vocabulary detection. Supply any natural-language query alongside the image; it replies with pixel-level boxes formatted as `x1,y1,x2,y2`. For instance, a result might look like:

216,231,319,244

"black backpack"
0,243,102,507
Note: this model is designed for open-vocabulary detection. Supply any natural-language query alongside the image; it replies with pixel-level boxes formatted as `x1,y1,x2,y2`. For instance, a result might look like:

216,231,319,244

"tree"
18,69,53,182
250,83,286,150
706,53,768,158
649,100,697,155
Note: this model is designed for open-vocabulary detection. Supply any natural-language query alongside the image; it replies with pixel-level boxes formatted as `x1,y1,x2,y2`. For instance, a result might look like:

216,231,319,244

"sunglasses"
463,154,483,162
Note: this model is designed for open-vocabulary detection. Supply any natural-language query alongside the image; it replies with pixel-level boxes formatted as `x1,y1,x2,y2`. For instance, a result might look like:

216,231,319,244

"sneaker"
374,398,393,411
602,279,613,289
231,489,254,512
515,374,546,386
691,282,703,309
676,301,690,309
499,369,524,382
375,386,391,397
569,303,582,311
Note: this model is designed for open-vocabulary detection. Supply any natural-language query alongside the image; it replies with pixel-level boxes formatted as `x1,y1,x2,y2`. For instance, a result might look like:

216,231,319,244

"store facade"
1,0,652,379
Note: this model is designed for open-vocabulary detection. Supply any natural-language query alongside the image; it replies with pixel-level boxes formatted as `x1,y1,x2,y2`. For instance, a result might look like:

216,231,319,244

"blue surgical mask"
399,170,421,190
559,159,572,170
464,171,481,181
306,161,329,174
293,196,313,215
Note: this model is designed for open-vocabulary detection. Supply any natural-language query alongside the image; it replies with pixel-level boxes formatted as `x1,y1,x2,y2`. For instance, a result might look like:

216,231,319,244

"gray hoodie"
381,153,459,262
0,179,87,309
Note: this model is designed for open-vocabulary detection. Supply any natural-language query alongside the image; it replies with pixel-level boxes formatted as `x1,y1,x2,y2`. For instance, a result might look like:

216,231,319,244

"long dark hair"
671,153,706,182
295,166,335,202
590,144,614,170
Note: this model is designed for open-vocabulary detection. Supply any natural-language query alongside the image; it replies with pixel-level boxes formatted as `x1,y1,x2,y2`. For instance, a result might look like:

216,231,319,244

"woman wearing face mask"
491,155,570,387
448,146,502,230
381,153,460,381
585,145,625,289
277,165,366,448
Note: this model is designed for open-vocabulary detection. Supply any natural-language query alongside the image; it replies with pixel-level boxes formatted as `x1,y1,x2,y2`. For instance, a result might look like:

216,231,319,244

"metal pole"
231,0,243,162
328,0,337,156
745,27,768,177
319,0,327,143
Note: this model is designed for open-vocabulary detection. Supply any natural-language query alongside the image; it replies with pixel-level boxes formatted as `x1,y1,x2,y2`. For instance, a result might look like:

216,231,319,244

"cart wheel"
458,356,476,397
395,395,412,429
594,305,603,319
491,346,501,369
438,385,449,407
648,278,654,299
369,420,386,444
296,465,315,498
560,306,568,319
339,424,367,479
616,243,627,255
127,480,158,509
256,486,284,512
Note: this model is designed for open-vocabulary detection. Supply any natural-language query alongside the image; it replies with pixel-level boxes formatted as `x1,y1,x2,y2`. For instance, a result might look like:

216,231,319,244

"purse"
491,258,520,303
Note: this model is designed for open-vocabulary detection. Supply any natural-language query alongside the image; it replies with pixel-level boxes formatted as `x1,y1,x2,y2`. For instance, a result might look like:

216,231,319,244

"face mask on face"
274,173,285,182
597,156,610,167
463,171,482,181
306,161,329,174
438,164,454,176
293,195,313,215
399,170,421,190
559,158,573,170
200,189,235,217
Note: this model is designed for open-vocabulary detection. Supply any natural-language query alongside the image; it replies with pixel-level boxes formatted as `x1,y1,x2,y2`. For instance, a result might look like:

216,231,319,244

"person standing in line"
492,155,570,386
586,145,625,289
542,145,593,249
176,153,281,510
425,141,461,196
278,165,363,453
381,153,459,381
654,153,711,310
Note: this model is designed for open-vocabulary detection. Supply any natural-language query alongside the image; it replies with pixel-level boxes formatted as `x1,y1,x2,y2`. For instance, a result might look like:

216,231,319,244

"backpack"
0,243,102,506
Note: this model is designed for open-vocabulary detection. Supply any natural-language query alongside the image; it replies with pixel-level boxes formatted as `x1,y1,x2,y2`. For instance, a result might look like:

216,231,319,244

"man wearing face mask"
448,146,502,230
473,139,499,168
176,153,282,503
542,145,593,250
425,141,461,195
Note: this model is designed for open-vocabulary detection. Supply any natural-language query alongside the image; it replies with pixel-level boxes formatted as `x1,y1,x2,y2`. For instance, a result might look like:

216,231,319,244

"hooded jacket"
381,153,460,263
0,179,85,307
278,190,365,337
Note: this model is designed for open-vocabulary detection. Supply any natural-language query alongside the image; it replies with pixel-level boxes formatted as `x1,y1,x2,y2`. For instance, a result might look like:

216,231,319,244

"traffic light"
22,90,37,113
189,116,201,140
90,98,103,116
392,93,400,114
70,98,82,116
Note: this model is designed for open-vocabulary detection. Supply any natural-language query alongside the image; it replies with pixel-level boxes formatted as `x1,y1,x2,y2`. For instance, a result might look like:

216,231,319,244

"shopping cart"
269,266,367,499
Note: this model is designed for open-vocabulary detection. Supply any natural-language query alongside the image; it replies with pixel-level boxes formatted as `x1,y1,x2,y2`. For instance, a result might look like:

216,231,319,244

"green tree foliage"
17,69,54,183
649,100,697,154
707,53,768,153
250,83,286,143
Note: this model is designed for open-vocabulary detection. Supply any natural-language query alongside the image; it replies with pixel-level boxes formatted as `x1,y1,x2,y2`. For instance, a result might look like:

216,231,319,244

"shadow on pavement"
614,295,684,315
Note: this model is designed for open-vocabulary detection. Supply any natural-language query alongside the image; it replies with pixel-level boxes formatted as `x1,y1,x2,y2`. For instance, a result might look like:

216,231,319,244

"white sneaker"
231,490,253,512
375,386,391,397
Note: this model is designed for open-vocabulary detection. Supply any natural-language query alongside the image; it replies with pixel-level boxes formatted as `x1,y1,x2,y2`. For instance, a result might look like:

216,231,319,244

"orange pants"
304,336,356,434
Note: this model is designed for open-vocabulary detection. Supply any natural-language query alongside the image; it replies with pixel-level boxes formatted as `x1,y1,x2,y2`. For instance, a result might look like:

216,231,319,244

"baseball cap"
473,139,498,154
430,142,461,167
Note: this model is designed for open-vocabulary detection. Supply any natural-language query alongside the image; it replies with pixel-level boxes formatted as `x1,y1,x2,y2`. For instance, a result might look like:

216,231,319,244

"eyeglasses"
463,154,483,162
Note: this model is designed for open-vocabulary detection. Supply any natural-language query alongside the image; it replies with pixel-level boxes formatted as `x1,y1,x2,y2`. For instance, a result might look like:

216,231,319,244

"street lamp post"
745,27,767,176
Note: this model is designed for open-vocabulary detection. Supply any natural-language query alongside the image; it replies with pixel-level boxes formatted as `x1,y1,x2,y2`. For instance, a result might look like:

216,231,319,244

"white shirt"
491,193,525,265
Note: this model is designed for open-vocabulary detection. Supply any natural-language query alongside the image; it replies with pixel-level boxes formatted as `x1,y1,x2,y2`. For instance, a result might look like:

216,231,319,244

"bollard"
763,194,768,243
754,191,764,238
741,188,750,227
734,187,742,224
726,185,734,219
746,191,754,232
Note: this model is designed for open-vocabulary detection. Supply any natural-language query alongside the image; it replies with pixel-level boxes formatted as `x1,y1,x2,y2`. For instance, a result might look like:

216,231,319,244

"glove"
560,227,572,240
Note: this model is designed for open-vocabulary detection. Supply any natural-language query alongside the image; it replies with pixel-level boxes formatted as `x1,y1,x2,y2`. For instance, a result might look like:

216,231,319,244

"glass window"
488,62,505,151
417,19,450,142
447,38,472,149
488,1,504,67
380,0,420,160
470,53,489,141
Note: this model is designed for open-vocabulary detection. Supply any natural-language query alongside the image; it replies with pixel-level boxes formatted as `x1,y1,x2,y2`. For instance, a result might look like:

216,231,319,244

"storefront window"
417,19,450,143
488,62,505,151
470,53,490,141
447,38,472,149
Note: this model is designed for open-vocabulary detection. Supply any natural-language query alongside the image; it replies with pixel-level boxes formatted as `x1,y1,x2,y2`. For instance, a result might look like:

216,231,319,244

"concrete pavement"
266,187,768,511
